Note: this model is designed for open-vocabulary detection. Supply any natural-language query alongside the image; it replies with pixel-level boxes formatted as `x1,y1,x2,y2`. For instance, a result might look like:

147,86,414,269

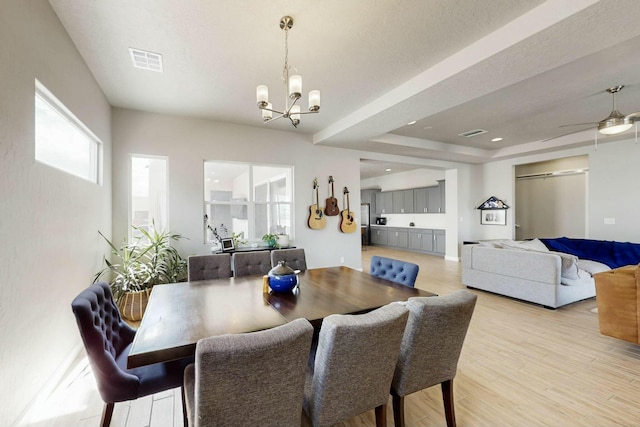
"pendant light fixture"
256,16,320,128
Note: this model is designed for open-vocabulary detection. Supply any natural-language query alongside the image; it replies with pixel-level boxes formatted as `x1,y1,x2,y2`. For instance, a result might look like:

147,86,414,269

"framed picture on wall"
481,209,507,226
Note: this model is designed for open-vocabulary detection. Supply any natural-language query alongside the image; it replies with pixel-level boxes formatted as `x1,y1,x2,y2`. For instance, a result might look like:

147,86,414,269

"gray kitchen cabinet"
375,191,393,214
387,227,408,248
413,188,428,213
434,229,446,254
438,180,446,213
392,189,414,213
408,228,433,252
426,186,441,213
370,226,388,245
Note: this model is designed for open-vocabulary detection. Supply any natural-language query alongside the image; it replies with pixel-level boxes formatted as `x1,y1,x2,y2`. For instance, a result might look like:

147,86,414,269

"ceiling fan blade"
542,127,594,142
625,111,640,120
559,122,599,128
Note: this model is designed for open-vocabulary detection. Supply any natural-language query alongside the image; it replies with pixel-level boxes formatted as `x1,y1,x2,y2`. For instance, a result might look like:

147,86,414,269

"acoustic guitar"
308,178,327,230
339,187,357,233
324,176,340,216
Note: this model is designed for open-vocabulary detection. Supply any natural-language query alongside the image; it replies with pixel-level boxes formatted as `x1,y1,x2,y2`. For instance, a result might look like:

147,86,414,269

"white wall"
461,138,640,243
1,2,112,425
111,109,363,270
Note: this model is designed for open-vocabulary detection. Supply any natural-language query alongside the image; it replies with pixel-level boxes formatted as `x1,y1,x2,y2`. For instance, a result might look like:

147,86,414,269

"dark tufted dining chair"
71,282,190,427
370,255,419,287
233,251,272,277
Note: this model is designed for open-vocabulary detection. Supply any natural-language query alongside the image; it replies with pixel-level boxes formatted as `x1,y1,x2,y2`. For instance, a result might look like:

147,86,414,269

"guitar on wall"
324,176,340,216
308,178,327,230
339,187,357,233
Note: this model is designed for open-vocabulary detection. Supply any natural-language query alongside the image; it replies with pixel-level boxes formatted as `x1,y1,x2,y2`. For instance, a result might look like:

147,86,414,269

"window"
204,161,293,244
34,80,101,183
130,155,168,240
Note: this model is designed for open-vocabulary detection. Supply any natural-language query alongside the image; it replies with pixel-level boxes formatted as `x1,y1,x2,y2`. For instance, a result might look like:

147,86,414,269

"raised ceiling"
48,0,640,179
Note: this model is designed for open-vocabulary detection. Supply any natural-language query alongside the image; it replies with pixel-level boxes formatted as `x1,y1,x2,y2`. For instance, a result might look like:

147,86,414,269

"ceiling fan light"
598,116,633,135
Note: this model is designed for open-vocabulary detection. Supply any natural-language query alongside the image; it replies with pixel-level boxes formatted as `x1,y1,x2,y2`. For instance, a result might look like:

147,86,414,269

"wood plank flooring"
19,246,640,427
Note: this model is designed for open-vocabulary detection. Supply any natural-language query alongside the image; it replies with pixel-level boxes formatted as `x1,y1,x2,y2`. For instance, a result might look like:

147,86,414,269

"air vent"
458,129,487,138
129,48,163,72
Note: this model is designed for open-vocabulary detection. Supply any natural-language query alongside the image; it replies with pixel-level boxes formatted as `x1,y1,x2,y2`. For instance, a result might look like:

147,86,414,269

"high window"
204,161,293,244
34,80,101,183
130,155,168,240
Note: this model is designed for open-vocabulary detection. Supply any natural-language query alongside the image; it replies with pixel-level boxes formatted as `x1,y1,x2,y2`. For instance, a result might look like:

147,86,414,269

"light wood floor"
20,246,640,427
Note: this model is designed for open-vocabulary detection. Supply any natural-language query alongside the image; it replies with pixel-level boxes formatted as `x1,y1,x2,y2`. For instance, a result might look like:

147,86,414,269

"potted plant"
94,222,187,321
262,233,280,248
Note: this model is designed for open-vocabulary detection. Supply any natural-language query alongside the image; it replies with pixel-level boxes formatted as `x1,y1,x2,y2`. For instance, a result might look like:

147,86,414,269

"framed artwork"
481,209,507,226
220,238,234,251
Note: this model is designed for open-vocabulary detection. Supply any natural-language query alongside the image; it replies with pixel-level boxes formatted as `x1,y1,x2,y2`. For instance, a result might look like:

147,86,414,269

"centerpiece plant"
94,221,187,321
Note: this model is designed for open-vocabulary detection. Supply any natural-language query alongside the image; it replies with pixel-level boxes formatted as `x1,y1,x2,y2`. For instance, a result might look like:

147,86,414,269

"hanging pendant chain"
282,27,290,111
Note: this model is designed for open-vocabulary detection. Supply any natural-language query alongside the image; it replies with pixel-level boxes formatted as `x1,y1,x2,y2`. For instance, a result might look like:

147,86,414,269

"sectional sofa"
461,238,613,308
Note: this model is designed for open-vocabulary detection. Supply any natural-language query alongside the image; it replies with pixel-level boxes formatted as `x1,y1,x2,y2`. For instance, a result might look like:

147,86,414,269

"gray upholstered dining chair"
391,290,477,427
232,251,272,277
183,318,314,427
271,248,307,271
71,282,191,427
187,253,232,281
303,303,409,427
370,255,419,287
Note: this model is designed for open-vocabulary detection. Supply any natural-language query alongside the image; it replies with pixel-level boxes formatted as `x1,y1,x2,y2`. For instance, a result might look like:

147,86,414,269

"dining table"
127,266,435,368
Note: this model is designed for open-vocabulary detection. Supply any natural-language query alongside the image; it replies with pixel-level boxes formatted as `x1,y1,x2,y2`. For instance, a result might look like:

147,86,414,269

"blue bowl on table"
268,261,299,293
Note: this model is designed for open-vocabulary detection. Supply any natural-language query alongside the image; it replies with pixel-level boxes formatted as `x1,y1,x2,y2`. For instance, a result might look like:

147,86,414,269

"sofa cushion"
577,259,611,276
500,238,549,252
551,251,580,280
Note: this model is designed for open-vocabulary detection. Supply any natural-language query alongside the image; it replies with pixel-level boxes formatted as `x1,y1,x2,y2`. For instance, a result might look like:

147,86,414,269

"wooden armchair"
594,264,640,343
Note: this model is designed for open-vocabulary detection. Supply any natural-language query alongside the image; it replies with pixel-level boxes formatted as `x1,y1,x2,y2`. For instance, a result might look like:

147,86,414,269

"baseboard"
445,255,460,262
14,344,84,427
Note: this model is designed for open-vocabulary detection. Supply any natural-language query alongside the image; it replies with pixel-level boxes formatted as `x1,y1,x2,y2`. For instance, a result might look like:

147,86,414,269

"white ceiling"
48,0,640,179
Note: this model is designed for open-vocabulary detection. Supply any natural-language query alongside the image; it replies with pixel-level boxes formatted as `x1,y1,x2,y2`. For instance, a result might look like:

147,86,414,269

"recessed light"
407,120,417,125
385,168,392,172
491,137,503,142
423,126,432,130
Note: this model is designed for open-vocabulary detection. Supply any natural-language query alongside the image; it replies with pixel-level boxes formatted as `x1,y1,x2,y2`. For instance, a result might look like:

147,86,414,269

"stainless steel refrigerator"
360,203,370,246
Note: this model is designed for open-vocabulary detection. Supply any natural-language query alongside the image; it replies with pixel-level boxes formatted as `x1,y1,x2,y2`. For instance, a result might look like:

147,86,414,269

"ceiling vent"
458,129,487,138
129,48,163,72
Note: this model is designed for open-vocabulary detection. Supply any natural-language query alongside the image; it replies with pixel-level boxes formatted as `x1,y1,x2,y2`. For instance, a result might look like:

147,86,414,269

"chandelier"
256,16,320,128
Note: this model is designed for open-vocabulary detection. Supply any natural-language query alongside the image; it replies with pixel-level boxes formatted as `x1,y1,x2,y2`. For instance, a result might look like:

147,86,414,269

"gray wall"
0,1,112,424
111,108,363,270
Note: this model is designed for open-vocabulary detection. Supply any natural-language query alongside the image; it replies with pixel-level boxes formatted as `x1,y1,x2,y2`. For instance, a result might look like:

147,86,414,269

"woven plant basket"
117,288,152,321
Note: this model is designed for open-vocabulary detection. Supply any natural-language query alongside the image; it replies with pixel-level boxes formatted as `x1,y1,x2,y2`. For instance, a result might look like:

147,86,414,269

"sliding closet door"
515,172,586,240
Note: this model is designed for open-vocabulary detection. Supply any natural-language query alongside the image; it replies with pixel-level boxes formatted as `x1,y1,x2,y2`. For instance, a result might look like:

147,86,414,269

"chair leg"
374,404,387,427
441,379,456,427
100,402,114,427
181,385,189,427
392,394,405,427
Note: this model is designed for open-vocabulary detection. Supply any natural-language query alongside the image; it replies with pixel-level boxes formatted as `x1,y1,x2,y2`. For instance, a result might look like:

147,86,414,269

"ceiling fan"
545,85,640,142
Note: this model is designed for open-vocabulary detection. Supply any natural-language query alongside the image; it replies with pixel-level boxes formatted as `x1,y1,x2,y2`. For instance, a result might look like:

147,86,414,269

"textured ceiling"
48,0,640,179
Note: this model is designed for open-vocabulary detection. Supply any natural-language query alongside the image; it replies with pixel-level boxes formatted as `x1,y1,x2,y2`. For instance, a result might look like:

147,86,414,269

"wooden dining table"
127,266,435,368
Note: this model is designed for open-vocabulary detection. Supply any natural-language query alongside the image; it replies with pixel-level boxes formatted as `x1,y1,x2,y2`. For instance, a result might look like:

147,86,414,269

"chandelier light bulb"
256,85,269,108
309,90,320,112
289,75,302,99
291,105,301,125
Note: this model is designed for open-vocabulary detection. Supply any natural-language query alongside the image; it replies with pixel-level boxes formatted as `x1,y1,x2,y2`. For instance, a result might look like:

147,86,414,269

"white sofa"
461,239,610,308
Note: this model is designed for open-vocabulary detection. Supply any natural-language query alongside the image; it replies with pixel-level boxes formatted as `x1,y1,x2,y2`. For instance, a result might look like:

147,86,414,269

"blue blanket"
540,237,640,269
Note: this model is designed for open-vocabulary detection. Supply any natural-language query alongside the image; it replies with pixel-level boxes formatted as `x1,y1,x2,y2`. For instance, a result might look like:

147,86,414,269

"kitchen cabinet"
434,230,446,254
375,191,393,214
372,226,445,256
370,226,388,245
408,229,433,252
413,181,445,213
387,228,408,248
392,189,414,213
